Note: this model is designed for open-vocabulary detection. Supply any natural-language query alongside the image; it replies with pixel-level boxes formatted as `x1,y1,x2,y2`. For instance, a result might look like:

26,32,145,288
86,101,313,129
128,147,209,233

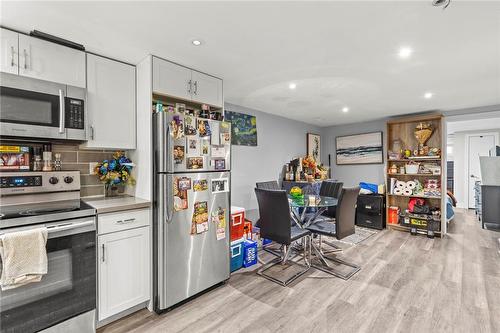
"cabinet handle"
102,244,105,262
10,46,15,67
187,80,192,94
58,89,65,134
116,218,136,225
90,125,95,140
23,49,28,69
194,81,198,95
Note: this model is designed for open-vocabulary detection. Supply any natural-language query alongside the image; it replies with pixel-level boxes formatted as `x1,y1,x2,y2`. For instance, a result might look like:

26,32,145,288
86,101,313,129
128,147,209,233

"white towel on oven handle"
0,227,48,291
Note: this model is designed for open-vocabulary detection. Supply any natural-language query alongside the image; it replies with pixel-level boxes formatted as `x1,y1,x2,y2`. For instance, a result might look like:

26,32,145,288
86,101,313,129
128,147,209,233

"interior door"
0,28,18,75
468,134,496,208
18,34,86,88
191,70,223,107
161,172,230,309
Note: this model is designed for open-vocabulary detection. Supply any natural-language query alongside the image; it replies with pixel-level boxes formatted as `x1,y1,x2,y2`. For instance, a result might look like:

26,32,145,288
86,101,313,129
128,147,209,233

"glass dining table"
288,195,338,228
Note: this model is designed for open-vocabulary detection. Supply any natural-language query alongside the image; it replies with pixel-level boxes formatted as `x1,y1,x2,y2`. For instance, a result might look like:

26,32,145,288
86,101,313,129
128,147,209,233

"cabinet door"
98,226,150,321
152,57,192,100
0,28,18,75
18,34,86,87
83,54,136,149
191,71,223,107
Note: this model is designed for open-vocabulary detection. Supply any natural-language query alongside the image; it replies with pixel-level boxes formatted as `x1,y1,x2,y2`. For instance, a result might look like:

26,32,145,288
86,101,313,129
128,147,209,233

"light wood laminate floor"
99,209,500,333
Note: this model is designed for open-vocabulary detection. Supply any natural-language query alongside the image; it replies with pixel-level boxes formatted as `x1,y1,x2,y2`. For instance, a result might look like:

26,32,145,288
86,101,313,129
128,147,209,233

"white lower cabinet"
97,209,150,322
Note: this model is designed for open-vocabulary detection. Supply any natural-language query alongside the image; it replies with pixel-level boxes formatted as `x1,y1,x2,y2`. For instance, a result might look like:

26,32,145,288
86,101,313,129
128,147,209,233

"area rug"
338,226,378,245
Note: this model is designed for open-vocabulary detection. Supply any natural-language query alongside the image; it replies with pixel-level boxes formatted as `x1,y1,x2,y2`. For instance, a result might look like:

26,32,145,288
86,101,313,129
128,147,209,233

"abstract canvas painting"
336,131,383,165
224,110,257,146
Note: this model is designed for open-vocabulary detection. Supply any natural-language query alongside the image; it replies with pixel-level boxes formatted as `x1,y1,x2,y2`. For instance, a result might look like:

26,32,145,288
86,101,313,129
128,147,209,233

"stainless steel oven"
0,72,86,140
0,171,96,333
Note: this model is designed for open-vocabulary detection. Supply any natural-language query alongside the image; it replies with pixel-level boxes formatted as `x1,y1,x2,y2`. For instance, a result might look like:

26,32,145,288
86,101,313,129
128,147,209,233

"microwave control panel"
65,98,85,129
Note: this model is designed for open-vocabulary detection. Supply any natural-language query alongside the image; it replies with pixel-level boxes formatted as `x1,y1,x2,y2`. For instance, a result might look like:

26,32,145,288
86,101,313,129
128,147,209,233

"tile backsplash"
52,143,118,197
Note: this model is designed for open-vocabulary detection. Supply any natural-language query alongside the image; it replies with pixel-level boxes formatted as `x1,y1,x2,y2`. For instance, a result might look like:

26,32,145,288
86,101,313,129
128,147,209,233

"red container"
230,206,245,242
243,220,253,240
388,206,400,224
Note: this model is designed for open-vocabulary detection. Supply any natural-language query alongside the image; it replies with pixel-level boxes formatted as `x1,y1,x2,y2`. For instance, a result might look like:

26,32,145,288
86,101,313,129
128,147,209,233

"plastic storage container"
230,238,244,272
230,206,245,242
243,239,258,268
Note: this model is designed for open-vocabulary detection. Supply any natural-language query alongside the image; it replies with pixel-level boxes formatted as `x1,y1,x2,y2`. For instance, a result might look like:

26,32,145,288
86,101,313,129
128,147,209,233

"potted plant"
94,151,136,197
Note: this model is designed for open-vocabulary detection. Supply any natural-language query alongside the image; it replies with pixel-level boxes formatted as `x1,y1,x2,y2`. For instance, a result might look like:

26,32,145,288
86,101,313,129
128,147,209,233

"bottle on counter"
53,153,62,171
42,144,53,172
32,147,43,171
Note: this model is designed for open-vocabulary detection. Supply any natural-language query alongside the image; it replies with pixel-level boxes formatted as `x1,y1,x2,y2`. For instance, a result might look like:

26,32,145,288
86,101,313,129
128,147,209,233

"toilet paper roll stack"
393,180,416,196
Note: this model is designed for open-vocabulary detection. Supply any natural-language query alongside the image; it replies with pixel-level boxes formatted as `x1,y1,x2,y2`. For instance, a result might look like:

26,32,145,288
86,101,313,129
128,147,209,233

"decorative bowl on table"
289,186,304,203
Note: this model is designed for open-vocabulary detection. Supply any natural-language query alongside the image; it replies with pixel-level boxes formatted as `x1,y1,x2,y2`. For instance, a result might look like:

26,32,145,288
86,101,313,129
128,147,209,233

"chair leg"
312,234,360,280
257,237,311,287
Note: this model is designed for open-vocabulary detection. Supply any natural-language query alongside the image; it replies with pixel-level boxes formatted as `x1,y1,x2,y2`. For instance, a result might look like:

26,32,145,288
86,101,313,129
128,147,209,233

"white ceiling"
1,1,499,127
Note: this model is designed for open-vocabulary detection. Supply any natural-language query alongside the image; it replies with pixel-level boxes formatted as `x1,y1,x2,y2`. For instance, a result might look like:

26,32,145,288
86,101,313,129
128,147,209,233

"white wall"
321,119,386,187
226,102,322,212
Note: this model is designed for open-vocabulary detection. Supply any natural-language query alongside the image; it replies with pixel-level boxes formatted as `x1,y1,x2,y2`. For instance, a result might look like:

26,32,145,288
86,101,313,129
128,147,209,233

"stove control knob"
64,176,74,184
49,177,59,185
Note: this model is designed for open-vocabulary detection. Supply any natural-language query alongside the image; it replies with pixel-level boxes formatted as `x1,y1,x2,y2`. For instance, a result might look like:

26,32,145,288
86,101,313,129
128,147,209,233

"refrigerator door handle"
166,121,174,173
165,175,173,222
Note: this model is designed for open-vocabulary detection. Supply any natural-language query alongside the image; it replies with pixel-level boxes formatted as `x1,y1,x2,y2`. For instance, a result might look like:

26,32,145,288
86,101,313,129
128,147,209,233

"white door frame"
465,132,499,208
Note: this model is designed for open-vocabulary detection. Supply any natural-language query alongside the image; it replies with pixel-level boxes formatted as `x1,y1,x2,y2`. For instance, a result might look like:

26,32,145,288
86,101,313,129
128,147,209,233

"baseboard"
96,301,150,329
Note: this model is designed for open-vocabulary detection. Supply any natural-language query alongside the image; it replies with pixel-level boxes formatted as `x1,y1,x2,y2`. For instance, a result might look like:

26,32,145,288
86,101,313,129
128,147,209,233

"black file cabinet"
356,194,386,230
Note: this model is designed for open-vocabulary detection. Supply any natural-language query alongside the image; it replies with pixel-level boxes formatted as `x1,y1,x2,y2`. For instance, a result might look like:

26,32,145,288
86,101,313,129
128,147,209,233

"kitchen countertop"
83,195,151,214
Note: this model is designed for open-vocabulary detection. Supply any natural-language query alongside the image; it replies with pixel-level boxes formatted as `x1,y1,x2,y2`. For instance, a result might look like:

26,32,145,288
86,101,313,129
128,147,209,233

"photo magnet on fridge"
198,120,211,137
186,157,204,169
187,138,199,156
201,140,210,155
214,159,225,170
173,177,188,211
193,179,208,192
191,201,209,235
178,177,192,191
184,116,197,136
170,116,184,139
173,145,185,164
211,178,229,193
211,207,226,240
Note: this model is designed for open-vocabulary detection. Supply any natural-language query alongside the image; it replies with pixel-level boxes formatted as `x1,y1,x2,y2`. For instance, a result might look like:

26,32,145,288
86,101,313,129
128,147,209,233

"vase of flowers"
94,151,136,197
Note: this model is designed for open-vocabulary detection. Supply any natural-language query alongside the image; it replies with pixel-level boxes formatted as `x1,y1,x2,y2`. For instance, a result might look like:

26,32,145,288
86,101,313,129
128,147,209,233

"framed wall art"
307,133,321,163
336,131,383,165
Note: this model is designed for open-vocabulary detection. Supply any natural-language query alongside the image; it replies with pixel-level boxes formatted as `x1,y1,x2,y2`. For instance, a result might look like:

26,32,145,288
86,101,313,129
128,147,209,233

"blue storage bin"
230,239,244,272
243,239,258,268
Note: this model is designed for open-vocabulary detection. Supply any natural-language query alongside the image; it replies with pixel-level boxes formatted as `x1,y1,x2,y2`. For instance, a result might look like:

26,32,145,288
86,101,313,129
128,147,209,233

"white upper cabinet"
152,57,223,108
18,34,86,87
0,28,19,75
83,54,136,150
191,71,223,107
153,57,192,101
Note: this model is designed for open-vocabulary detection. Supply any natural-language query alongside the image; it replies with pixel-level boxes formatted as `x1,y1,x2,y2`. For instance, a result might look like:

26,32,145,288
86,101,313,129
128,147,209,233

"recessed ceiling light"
191,40,202,46
342,107,349,113
289,82,297,90
424,92,434,99
398,47,413,59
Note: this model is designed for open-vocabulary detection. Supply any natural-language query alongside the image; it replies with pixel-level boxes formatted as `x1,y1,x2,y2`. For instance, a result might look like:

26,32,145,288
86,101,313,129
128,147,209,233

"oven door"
0,218,96,333
0,73,67,140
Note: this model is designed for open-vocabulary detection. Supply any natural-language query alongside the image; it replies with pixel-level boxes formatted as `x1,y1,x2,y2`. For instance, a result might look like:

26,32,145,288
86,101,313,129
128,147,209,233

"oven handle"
0,219,96,239
58,89,65,134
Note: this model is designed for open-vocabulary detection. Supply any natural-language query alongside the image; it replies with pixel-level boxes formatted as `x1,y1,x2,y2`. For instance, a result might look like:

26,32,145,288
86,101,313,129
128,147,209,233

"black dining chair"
319,181,343,219
255,188,311,286
306,187,361,280
255,180,281,191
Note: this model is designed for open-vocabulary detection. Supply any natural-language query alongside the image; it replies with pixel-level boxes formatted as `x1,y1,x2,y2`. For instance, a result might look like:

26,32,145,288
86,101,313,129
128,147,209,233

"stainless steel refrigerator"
153,112,231,312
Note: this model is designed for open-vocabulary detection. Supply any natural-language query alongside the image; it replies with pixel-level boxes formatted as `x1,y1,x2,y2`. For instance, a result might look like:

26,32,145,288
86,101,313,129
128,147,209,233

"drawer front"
357,195,384,214
98,209,150,235
356,212,385,230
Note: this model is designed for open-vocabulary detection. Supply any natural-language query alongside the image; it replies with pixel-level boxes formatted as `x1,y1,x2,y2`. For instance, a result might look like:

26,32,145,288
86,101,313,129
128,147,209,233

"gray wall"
226,102,322,213
321,119,386,187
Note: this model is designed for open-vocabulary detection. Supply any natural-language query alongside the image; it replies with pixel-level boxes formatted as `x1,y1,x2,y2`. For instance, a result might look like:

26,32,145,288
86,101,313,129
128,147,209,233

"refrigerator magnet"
184,116,197,136
171,116,184,139
173,145,185,164
201,140,210,155
198,120,211,137
214,159,225,171
187,138,199,156
212,207,226,240
211,146,226,158
178,177,192,191
211,178,228,193
191,201,209,235
220,133,231,145
193,179,208,192
211,122,221,145
187,157,204,169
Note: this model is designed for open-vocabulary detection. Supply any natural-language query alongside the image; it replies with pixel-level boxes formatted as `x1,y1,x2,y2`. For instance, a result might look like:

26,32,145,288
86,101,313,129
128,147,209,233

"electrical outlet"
89,162,98,175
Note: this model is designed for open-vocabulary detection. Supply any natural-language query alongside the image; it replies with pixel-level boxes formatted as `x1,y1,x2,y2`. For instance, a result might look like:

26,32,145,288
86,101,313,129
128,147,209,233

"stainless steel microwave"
0,72,86,140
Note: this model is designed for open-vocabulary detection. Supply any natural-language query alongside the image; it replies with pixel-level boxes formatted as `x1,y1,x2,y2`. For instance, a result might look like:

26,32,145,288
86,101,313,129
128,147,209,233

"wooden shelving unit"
385,113,446,237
